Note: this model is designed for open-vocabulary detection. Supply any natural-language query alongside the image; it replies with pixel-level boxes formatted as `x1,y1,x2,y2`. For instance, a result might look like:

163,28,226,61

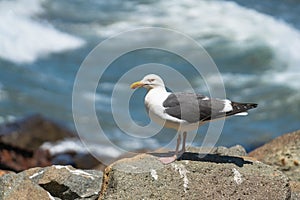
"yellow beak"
130,81,144,89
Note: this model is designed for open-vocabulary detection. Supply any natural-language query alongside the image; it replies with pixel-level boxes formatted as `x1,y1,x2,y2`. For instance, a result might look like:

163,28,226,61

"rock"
0,114,112,171
0,114,75,151
0,172,55,200
0,169,14,177
249,130,300,199
31,165,103,200
0,165,103,200
73,153,105,169
0,114,80,171
188,145,247,157
0,142,51,171
248,130,300,182
100,148,291,200
93,148,151,172
41,138,107,170
291,181,300,200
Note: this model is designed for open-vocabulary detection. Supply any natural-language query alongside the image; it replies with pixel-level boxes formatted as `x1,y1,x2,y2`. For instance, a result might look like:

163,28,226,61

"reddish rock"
0,114,75,151
0,169,14,177
291,181,300,200
248,130,300,182
0,142,51,172
249,130,300,199
0,114,77,171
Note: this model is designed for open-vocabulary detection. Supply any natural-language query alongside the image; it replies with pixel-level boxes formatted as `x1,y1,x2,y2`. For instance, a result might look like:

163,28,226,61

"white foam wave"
98,82,115,91
41,138,123,158
119,137,160,150
41,136,160,158
0,115,17,125
221,73,257,88
83,92,110,104
0,0,85,64
95,0,300,89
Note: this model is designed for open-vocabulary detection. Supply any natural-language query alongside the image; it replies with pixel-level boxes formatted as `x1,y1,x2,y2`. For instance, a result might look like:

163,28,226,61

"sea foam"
0,0,85,64
94,0,300,89
41,138,123,158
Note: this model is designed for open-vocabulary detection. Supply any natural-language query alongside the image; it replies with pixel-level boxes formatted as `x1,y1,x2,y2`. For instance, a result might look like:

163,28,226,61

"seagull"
130,74,257,164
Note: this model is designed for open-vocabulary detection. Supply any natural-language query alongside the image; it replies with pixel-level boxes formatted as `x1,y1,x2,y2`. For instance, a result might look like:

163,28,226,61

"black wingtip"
231,102,258,113
249,103,258,109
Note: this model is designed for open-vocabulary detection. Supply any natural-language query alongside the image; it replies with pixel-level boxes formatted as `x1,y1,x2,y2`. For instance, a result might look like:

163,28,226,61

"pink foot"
158,155,177,164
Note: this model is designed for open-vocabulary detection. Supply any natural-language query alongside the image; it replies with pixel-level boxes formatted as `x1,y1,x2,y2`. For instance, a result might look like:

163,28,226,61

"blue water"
0,0,300,154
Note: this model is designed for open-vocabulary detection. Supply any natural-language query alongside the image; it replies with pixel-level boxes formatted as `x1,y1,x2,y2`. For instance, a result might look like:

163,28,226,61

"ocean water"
0,0,299,157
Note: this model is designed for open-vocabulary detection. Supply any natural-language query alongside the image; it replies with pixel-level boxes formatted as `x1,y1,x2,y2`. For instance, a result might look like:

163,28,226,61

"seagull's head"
130,74,165,90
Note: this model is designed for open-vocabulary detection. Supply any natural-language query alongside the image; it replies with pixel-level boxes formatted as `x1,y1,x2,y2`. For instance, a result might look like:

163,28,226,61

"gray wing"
163,92,257,123
162,92,223,123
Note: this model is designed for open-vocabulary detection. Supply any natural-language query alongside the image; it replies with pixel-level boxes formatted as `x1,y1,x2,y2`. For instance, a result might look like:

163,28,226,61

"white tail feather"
234,112,248,116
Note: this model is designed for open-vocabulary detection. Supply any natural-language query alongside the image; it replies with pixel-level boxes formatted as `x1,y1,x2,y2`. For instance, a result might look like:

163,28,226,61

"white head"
130,74,165,90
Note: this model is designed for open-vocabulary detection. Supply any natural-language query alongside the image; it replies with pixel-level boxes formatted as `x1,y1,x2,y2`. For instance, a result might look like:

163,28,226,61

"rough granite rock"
0,172,55,200
188,145,247,157
0,169,14,177
249,130,300,182
100,147,291,200
291,181,300,200
249,130,300,199
0,165,103,200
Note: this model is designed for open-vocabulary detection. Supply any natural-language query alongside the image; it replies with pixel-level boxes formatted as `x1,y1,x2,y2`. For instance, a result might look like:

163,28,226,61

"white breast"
144,88,172,121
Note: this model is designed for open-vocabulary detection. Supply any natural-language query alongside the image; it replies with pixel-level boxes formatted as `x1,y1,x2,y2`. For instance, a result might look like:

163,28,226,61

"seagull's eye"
148,79,155,82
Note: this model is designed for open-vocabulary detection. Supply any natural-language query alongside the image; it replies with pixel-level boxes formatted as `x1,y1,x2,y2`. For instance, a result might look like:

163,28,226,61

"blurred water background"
0,0,299,155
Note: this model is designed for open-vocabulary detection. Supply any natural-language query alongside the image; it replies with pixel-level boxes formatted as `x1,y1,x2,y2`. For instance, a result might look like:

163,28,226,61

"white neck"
145,86,169,106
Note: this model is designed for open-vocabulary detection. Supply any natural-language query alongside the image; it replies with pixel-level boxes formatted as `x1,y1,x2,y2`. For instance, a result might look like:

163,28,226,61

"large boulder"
0,142,51,171
291,181,300,200
0,172,55,200
0,165,103,200
100,147,291,200
0,169,14,177
188,144,247,157
0,114,75,151
0,114,115,171
249,129,300,199
249,130,300,181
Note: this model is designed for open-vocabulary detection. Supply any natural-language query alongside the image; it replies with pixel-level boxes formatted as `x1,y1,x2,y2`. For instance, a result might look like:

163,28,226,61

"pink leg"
175,133,181,154
181,131,187,153
159,133,181,164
